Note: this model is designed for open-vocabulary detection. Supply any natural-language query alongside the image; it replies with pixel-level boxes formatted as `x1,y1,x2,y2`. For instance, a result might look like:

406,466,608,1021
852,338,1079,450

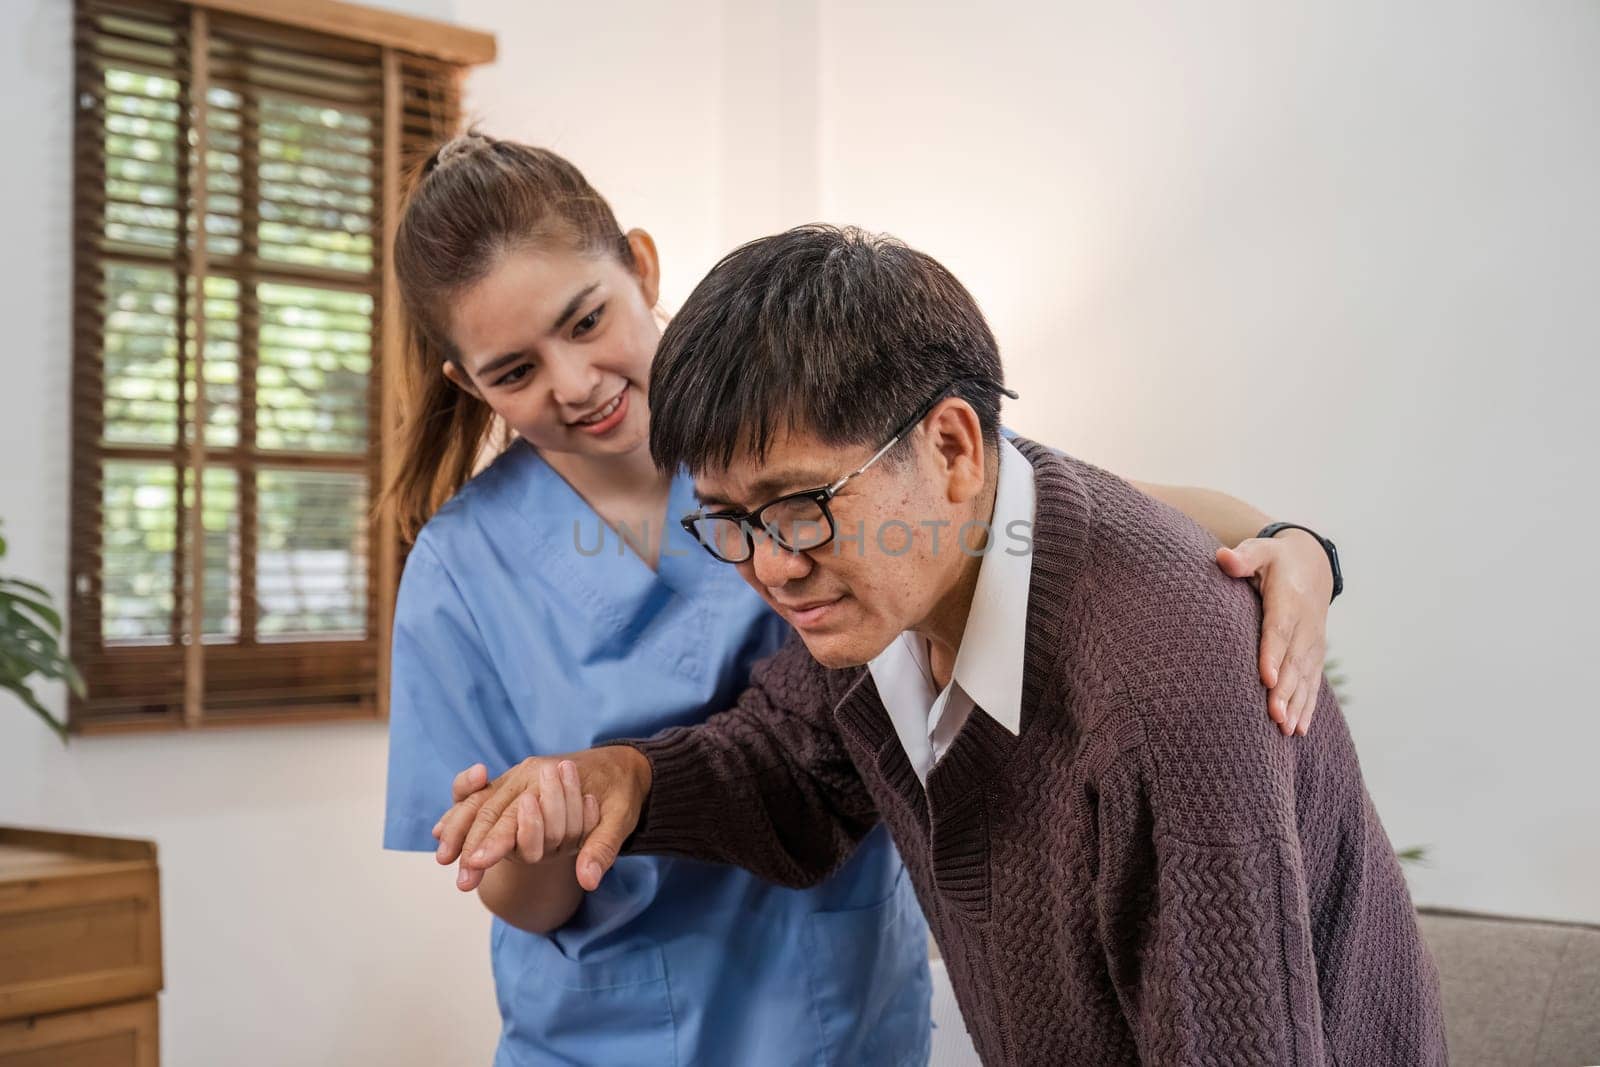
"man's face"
692,422,980,668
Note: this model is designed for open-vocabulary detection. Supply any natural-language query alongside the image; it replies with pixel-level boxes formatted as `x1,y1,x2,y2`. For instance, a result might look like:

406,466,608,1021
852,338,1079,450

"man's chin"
796,630,887,670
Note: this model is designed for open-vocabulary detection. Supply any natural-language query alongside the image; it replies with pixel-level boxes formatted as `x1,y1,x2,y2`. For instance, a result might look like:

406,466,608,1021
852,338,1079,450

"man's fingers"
582,794,599,837
435,764,489,840
450,763,488,805
463,802,521,883
456,862,486,892
458,779,518,868
575,797,639,892
457,804,515,892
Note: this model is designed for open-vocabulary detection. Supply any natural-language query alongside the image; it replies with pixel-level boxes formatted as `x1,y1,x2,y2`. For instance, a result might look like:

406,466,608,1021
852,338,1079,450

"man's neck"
915,459,1001,691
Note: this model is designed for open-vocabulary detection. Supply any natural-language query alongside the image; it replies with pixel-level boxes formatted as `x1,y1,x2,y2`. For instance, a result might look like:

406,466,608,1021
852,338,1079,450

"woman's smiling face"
442,231,662,459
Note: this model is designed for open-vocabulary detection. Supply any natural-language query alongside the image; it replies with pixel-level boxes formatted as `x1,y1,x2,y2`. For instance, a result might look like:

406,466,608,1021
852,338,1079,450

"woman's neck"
541,441,674,569
541,439,670,503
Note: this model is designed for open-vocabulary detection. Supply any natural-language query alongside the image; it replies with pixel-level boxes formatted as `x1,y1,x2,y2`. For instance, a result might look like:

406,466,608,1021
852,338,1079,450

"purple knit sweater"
620,436,1447,1066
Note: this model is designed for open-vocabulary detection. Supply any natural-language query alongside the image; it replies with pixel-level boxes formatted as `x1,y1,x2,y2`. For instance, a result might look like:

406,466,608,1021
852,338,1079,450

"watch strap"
1256,522,1343,602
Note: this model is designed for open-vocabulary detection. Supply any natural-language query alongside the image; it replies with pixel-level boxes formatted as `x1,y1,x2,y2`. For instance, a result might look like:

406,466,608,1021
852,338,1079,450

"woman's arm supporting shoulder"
1127,479,1335,736
1127,480,1269,550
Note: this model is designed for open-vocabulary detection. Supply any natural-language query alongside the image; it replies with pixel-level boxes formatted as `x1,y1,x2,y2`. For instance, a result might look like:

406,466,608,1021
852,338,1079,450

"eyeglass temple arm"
828,436,901,494
826,380,1018,495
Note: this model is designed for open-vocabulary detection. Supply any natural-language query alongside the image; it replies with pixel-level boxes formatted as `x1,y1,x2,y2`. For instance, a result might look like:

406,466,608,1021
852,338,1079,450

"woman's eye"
496,363,533,387
573,304,605,337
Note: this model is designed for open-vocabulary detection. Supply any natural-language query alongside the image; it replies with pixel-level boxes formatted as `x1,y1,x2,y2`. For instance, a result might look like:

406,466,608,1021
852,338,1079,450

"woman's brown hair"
385,133,633,542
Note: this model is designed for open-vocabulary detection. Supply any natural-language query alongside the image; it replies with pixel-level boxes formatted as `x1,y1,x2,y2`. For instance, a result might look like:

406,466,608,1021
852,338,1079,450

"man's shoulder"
1010,443,1270,733
1064,457,1262,670
1009,437,1234,596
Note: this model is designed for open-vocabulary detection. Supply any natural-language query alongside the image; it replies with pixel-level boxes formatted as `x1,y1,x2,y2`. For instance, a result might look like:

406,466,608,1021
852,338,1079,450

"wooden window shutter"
69,0,488,732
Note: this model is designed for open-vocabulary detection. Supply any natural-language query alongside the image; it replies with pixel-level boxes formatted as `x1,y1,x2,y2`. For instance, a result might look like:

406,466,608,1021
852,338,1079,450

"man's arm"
616,631,880,889
438,632,880,894
1093,746,1327,1066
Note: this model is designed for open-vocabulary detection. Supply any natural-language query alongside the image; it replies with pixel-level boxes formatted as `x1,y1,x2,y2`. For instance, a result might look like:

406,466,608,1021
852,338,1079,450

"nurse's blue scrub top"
384,440,933,1067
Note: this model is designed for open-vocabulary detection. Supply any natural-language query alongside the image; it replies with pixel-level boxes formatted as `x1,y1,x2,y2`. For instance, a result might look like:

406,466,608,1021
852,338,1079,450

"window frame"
68,0,490,733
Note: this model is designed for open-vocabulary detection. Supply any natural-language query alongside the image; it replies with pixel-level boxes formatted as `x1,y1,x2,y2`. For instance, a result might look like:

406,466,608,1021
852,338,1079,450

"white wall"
816,1,1600,922
456,0,820,309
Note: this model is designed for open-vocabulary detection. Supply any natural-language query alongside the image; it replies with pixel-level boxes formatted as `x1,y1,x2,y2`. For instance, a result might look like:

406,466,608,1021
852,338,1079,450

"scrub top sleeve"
383,538,522,852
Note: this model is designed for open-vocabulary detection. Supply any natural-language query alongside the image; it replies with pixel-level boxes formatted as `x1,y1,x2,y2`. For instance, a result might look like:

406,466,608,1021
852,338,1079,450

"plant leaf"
0,591,62,633
0,625,76,683
63,660,86,698
1395,845,1430,866
0,544,79,740
1,677,69,743
0,576,54,600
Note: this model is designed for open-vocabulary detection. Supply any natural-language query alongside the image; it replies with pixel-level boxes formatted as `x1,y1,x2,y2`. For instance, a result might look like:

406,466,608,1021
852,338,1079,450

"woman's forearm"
476,854,586,935
1130,480,1272,548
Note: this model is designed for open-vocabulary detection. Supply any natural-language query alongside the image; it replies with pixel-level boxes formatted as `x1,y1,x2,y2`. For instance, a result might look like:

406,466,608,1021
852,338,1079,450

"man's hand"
1216,527,1334,736
432,747,652,893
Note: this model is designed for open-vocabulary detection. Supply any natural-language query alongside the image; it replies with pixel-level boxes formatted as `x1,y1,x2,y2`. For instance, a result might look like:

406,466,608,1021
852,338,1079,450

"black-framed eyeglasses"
680,376,1019,564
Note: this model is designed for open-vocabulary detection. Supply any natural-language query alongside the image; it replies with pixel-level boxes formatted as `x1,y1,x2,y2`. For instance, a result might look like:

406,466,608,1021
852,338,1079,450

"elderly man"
438,225,1446,1065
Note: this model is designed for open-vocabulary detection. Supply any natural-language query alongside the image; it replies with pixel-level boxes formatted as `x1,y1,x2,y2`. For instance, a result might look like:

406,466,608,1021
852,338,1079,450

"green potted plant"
0,520,81,742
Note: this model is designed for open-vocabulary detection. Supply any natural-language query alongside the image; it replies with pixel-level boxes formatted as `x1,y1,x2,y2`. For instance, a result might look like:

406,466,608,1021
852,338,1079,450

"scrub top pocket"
802,870,933,1067
494,925,677,1067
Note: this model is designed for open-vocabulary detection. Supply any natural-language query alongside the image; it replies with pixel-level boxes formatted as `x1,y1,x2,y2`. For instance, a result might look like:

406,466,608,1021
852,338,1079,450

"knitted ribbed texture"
619,437,1447,1066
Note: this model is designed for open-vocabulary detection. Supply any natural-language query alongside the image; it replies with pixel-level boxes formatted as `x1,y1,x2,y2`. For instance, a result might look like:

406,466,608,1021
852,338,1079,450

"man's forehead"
693,463,835,507
690,429,853,506
693,416,893,504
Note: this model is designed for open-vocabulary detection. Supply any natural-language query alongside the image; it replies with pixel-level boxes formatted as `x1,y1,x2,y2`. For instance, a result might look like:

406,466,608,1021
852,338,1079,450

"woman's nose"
547,354,602,410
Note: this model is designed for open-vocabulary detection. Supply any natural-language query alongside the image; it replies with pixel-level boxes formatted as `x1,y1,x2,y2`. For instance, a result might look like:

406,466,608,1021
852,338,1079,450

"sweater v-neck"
829,435,1096,908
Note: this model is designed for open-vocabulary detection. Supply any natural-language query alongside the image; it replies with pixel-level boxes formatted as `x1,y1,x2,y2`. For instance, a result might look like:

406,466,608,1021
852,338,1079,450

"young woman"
382,134,1339,1067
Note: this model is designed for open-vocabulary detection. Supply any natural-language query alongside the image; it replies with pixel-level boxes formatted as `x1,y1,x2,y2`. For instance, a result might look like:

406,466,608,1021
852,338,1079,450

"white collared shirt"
867,437,1036,787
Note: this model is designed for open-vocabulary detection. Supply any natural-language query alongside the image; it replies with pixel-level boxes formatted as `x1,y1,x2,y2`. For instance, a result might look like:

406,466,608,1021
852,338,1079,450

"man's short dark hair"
648,224,1007,476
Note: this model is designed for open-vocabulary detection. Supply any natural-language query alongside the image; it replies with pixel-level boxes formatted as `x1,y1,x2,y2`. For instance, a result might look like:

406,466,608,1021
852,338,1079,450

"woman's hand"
1215,528,1334,736
432,748,652,893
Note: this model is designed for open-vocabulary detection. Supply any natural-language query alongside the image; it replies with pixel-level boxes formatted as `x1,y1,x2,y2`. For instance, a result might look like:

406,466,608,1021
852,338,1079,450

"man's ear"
624,228,661,309
926,399,988,505
441,359,482,400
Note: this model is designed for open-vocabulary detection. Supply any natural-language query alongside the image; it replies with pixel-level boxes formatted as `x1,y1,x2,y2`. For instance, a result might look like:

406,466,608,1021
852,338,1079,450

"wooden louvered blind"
69,0,488,732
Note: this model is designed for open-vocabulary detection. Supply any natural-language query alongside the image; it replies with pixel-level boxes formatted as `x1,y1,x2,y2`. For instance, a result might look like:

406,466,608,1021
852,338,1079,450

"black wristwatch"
1256,522,1343,602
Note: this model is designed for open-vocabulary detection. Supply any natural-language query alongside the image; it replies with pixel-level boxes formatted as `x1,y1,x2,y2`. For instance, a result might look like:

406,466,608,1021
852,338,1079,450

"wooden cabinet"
0,830,162,1067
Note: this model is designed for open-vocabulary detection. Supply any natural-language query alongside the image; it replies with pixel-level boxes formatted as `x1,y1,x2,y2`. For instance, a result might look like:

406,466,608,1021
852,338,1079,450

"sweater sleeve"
1093,747,1327,1066
610,631,880,889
